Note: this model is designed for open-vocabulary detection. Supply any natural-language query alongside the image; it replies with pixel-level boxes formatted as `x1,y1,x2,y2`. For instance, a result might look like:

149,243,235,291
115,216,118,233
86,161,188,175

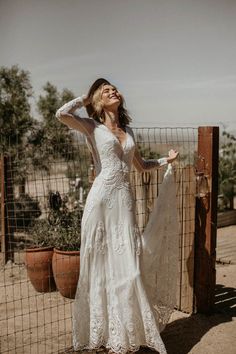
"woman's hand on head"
167,149,179,163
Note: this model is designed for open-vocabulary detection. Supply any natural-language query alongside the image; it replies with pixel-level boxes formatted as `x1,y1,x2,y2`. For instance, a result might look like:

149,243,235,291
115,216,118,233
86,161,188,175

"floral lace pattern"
95,221,106,254
73,279,168,354
112,223,125,254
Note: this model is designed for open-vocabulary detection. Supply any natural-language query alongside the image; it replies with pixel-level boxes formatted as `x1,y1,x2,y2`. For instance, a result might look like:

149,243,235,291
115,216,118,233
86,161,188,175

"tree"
25,82,76,174
218,131,236,210
36,83,75,161
0,65,41,241
0,65,34,147
0,65,37,186
0,66,34,154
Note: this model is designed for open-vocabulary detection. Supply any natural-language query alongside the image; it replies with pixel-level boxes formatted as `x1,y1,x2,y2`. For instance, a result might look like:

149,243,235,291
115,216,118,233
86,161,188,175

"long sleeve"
56,96,95,136
133,150,168,172
56,96,85,116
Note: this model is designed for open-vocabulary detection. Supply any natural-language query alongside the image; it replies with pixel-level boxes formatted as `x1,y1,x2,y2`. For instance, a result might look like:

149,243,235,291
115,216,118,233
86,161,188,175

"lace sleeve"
133,152,168,171
56,95,95,136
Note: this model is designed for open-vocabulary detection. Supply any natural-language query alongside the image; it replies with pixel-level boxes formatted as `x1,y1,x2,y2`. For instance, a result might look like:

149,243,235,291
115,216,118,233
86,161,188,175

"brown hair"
85,78,132,127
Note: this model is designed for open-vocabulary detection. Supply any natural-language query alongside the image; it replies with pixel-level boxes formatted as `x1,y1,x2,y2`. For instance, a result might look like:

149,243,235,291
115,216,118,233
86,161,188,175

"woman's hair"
85,78,132,127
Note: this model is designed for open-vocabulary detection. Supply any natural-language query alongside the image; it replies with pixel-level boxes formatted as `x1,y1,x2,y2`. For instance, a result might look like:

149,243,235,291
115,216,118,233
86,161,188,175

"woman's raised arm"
133,147,179,172
127,127,178,172
55,95,95,136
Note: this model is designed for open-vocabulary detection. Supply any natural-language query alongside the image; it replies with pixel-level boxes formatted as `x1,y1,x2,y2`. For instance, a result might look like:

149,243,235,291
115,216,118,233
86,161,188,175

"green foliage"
53,207,82,251
14,194,41,230
0,65,83,179
28,219,55,248
50,193,82,251
25,82,79,175
0,65,38,184
35,83,75,165
218,131,236,210
0,65,34,153
28,197,82,250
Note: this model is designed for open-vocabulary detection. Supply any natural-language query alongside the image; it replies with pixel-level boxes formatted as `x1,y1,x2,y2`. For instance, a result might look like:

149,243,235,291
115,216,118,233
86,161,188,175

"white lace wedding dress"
56,99,179,354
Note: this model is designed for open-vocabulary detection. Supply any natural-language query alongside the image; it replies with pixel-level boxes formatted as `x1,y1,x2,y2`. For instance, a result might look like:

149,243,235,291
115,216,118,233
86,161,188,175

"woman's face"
100,84,121,109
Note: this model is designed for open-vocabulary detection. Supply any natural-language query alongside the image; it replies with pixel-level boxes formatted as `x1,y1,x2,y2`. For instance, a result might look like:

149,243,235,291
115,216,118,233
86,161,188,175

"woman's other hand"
167,149,179,163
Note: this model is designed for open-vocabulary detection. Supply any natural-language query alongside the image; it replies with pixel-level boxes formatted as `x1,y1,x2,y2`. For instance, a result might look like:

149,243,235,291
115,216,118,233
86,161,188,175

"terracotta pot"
25,247,56,292
52,249,80,299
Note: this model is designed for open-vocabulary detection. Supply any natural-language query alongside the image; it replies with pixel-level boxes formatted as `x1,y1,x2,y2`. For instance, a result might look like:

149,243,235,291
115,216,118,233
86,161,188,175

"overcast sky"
1,0,236,130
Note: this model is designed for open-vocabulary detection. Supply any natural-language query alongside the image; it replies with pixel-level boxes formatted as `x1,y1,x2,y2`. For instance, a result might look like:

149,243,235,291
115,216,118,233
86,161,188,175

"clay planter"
52,249,80,299
25,247,56,292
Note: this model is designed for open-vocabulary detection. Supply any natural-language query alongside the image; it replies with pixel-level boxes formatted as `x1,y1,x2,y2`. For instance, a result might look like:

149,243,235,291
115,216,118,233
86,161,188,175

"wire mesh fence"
0,126,198,353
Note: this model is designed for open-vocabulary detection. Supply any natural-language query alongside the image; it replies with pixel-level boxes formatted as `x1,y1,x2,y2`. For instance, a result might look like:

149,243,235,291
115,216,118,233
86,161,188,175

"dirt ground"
162,262,236,354
0,226,235,354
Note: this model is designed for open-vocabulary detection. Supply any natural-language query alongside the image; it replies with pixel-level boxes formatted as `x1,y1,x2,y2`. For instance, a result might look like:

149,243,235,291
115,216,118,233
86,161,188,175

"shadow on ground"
214,283,236,316
161,283,236,354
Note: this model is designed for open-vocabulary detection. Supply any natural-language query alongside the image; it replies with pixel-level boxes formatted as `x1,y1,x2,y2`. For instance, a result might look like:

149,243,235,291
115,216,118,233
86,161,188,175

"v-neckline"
102,124,128,150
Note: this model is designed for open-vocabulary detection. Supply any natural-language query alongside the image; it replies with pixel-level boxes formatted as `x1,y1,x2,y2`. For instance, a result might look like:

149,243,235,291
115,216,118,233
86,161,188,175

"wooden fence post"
1,154,15,265
194,126,219,313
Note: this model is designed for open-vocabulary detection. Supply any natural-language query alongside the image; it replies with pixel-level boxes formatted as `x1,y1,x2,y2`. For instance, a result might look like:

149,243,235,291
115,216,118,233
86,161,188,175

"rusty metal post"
1,155,15,265
194,126,219,313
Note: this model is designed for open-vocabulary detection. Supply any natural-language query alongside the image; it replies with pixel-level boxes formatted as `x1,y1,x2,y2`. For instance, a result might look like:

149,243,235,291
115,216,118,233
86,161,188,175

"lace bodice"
86,123,134,180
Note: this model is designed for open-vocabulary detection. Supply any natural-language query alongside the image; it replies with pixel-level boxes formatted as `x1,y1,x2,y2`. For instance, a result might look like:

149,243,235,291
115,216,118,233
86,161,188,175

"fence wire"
0,126,198,354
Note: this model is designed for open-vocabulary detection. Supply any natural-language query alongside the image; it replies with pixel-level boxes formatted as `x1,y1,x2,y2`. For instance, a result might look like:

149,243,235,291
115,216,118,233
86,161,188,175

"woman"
56,78,179,354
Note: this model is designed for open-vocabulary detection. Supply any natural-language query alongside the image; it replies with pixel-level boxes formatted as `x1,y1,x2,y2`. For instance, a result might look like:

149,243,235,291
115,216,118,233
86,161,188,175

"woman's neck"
103,109,120,128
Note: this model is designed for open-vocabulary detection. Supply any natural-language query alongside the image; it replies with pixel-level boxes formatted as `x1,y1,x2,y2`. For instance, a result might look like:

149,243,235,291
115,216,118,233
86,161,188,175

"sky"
1,0,236,131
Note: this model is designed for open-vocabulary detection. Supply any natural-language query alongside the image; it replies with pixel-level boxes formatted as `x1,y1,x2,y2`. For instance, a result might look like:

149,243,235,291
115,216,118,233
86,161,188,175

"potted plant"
25,219,56,293
51,194,82,299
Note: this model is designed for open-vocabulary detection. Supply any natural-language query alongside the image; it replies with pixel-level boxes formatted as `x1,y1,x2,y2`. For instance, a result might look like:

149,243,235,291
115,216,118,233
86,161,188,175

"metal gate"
0,126,219,353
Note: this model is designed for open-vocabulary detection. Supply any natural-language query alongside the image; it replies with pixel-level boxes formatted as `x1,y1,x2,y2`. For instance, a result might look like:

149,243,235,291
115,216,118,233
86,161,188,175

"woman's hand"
167,149,179,163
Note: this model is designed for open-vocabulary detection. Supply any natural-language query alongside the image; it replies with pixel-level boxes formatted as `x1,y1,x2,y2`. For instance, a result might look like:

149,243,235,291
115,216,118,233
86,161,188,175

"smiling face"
101,84,121,110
